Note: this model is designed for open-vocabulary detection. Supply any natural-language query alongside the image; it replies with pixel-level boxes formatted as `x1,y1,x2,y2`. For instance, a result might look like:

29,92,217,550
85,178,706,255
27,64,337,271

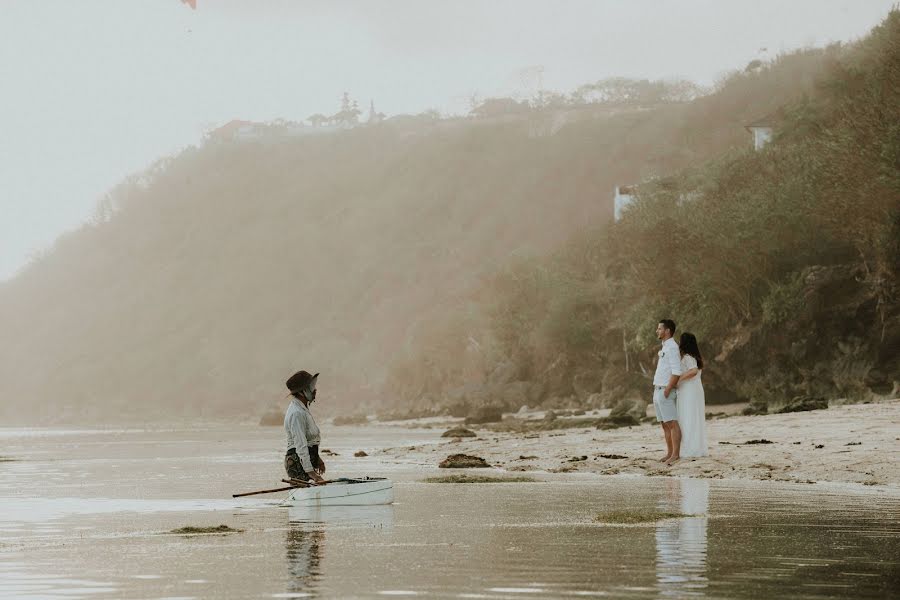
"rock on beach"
776,395,828,414
439,454,491,468
441,427,477,438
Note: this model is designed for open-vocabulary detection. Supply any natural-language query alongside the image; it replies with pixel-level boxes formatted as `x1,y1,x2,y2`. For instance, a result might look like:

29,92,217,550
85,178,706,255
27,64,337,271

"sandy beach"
2,418,898,599
379,399,900,488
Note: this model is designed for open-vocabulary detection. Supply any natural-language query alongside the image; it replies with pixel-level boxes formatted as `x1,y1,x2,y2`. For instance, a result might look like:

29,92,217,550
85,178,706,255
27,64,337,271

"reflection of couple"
656,478,709,597
653,319,708,464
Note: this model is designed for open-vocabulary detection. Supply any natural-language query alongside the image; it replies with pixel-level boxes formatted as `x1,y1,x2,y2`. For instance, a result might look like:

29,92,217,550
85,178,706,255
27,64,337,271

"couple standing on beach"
653,319,708,464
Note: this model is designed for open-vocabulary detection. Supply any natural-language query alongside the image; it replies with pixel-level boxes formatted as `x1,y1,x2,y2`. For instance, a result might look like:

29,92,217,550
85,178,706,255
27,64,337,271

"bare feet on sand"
666,456,680,465
659,455,671,462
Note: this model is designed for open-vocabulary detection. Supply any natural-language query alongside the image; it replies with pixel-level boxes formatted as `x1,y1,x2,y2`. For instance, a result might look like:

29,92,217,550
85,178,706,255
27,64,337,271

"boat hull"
286,479,394,507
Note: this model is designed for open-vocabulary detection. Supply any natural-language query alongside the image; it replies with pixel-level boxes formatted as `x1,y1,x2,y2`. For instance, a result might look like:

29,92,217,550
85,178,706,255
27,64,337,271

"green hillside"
0,18,884,423
384,11,900,416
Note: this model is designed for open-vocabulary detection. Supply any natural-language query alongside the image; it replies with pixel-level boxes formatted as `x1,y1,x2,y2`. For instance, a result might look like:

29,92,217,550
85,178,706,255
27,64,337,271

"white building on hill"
745,117,774,151
614,185,636,222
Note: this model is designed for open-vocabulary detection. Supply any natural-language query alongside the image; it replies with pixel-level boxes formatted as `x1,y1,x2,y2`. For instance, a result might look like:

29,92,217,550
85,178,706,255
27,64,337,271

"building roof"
209,119,255,140
744,114,776,132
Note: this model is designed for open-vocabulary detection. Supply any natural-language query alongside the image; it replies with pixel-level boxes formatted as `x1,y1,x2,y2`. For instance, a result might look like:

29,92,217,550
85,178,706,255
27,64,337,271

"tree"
531,90,568,110
469,97,530,118
333,92,361,126
570,77,706,106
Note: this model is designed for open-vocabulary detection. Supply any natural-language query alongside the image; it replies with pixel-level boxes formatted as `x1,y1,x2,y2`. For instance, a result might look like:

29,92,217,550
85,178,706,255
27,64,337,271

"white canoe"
286,478,394,507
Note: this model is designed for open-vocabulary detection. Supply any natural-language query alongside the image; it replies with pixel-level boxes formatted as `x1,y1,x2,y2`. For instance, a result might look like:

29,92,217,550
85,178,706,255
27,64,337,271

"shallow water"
0,426,897,599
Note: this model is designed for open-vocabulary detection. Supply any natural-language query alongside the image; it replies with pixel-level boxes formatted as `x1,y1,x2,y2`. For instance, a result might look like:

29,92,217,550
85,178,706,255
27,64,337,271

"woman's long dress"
677,355,708,457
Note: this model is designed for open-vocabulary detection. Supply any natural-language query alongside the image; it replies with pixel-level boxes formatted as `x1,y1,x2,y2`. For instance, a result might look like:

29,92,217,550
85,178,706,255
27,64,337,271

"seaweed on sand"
485,417,600,433
594,511,694,524
167,525,244,535
424,474,536,483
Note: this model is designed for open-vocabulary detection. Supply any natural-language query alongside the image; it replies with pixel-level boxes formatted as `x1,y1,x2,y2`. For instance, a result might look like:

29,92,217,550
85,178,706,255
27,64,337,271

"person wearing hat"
284,370,326,484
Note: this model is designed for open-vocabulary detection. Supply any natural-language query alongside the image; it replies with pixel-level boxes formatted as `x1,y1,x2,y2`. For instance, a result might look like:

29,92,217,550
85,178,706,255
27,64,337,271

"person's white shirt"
654,337,683,387
284,398,321,473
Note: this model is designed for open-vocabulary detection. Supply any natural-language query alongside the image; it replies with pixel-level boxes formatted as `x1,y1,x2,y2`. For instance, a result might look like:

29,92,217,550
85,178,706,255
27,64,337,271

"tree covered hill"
0,34,858,423
383,11,900,416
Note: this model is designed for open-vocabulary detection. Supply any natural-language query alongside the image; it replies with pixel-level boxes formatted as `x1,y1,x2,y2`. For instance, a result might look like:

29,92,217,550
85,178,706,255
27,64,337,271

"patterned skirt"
284,445,320,480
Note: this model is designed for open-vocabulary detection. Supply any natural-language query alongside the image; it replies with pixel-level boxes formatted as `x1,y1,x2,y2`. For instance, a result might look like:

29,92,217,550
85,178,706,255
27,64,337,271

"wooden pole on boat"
232,485,296,498
233,476,339,498
282,478,312,487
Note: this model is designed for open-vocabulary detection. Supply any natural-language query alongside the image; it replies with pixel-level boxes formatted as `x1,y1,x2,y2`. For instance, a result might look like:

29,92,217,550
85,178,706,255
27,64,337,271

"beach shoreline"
378,399,900,489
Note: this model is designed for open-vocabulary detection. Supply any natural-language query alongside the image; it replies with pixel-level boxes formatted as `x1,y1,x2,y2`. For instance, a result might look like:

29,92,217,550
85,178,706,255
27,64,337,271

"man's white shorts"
653,386,678,422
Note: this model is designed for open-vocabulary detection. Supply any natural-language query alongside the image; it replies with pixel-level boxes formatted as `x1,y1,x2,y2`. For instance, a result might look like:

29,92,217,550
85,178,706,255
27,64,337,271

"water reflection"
288,505,395,531
283,505,395,597
285,524,324,596
655,478,710,597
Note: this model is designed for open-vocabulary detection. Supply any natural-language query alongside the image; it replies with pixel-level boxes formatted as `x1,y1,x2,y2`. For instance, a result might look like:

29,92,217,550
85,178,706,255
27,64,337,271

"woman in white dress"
676,332,708,458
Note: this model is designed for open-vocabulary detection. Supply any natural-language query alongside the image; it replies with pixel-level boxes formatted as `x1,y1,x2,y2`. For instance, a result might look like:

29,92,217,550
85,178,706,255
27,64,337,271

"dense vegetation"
1,13,895,423
384,12,900,415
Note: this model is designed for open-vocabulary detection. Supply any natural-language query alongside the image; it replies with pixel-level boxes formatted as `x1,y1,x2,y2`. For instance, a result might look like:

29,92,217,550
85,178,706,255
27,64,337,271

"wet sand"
379,399,900,488
2,424,899,598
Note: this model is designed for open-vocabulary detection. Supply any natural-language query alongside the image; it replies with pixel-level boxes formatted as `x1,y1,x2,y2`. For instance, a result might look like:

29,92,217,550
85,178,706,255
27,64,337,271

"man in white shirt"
653,319,683,464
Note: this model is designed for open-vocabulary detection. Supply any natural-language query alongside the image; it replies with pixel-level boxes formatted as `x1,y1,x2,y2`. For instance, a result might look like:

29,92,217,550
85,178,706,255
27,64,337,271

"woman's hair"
679,332,704,369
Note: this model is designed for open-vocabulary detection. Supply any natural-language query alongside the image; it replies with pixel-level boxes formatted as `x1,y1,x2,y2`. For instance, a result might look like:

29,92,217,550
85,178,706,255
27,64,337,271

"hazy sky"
0,0,894,281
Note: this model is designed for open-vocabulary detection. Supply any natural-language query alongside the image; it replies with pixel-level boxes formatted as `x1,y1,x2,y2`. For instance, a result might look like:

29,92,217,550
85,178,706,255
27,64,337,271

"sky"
0,0,895,281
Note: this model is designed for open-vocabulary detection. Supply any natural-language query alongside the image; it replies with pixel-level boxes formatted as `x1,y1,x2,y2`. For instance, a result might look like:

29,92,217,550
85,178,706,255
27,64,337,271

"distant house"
614,185,636,222
208,119,265,142
745,117,774,151
307,114,330,128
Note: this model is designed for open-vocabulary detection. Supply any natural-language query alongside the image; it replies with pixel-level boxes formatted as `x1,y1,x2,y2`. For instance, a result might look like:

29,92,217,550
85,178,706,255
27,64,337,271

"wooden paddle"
232,485,296,498
232,476,340,497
